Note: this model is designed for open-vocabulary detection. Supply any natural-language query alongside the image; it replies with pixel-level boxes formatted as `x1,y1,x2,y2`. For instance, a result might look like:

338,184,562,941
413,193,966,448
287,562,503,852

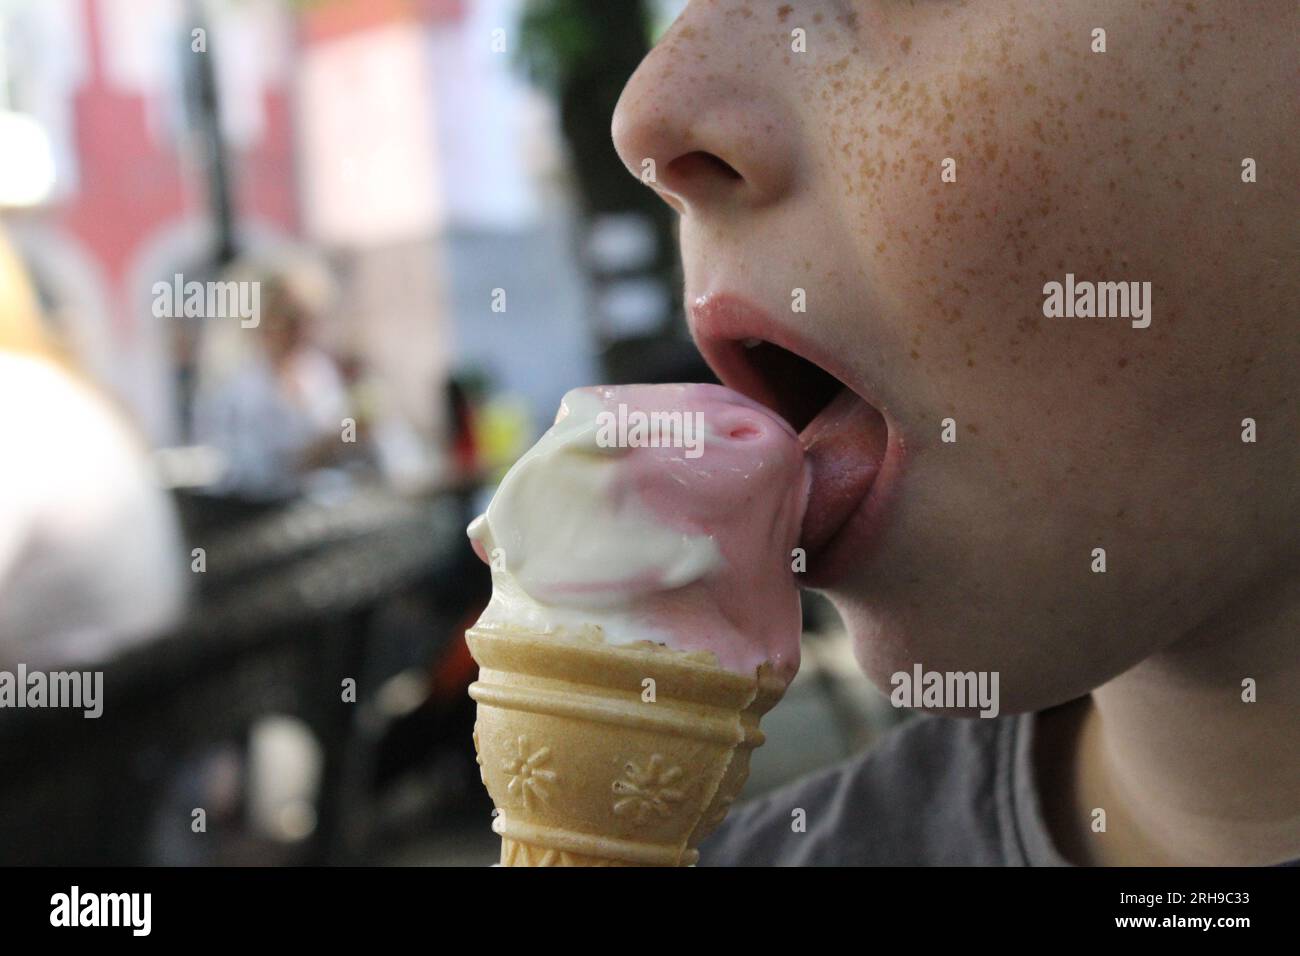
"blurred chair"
0,484,487,865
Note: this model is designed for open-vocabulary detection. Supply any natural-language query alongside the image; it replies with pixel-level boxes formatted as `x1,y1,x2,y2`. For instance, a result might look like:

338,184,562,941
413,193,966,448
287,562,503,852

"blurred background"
0,0,902,865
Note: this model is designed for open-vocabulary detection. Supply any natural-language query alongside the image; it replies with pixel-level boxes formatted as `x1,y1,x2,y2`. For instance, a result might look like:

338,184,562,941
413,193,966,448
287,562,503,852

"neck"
1060,572,1300,866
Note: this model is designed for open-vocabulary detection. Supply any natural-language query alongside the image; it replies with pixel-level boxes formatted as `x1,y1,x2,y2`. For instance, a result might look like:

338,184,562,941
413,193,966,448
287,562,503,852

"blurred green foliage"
517,0,652,92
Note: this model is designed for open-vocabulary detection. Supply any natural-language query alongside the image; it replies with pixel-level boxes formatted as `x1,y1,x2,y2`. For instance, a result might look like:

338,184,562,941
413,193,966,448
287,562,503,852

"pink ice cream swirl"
467,383,809,685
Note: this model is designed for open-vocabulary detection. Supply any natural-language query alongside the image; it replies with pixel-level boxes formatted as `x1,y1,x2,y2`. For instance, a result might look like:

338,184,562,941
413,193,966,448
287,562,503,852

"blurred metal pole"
176,0,237,440
184,0,237,269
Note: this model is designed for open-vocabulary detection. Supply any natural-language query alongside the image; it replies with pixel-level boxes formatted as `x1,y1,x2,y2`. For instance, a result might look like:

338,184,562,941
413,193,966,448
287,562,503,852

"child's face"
613,1,1297,711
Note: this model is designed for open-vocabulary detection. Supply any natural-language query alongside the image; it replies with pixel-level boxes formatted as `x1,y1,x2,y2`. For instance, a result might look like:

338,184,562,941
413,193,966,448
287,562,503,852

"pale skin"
612,0,1298,865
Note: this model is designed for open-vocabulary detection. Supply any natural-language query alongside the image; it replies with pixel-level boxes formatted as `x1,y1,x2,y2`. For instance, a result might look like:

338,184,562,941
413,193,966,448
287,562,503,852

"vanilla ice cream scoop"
467,383,809,683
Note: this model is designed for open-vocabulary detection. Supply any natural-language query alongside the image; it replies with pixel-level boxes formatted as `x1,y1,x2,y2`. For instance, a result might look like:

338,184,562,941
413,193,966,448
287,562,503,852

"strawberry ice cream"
467,383,809,683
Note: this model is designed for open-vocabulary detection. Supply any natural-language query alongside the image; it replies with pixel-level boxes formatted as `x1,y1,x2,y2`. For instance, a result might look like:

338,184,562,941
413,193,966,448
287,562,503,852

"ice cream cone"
467,623,786,867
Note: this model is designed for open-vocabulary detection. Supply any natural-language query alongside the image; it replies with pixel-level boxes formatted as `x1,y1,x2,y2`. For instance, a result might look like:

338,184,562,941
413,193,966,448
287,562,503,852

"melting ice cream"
467,383,809,683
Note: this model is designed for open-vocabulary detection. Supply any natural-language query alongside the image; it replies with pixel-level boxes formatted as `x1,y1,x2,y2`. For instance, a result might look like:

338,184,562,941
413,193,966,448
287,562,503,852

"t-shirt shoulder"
701,713,1011,866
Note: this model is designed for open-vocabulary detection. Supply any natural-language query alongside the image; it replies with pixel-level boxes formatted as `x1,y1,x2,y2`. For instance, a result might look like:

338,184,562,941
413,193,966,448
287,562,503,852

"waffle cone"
467,623,785,866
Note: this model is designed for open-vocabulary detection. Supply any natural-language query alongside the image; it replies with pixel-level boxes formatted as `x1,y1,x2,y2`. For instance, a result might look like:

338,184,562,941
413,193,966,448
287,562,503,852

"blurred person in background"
0,230,185,667
192,263,350,500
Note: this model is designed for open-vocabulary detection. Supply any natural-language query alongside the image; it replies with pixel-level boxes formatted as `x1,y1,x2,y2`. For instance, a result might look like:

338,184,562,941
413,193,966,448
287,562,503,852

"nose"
611,11,798,216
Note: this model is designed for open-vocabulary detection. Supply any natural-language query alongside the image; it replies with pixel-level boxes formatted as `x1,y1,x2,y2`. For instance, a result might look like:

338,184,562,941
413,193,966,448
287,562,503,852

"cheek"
832,53,1242,450
869,79,1140,373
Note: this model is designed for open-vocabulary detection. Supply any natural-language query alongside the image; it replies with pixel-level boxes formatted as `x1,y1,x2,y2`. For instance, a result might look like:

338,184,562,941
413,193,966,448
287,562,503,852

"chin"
836,602,1090,718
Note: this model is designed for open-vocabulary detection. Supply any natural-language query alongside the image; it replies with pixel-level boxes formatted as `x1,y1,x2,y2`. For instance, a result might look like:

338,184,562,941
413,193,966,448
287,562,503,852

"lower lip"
800,420,905,589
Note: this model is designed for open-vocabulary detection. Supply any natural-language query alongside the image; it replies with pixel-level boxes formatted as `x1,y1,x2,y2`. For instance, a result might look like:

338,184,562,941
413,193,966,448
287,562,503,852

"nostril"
667,150,743,184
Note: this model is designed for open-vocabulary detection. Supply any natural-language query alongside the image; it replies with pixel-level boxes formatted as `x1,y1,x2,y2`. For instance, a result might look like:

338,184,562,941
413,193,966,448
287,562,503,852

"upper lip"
689,290,897,579
688,291,882,431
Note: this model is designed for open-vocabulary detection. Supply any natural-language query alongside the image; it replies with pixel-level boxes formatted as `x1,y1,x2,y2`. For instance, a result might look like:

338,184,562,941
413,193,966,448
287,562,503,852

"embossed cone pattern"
467,625,786,867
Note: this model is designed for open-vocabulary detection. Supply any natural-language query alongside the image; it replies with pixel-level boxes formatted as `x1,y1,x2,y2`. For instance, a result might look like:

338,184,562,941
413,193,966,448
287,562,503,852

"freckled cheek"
865,135,1128,374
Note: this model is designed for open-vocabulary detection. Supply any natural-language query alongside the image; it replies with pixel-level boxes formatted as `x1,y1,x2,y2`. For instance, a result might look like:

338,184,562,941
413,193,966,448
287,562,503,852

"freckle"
910,350,921,360
966,359,976,368
777,3,792,21
1118,357,1129,368
967,423,979,433
901,36,913,54
813,12,823,24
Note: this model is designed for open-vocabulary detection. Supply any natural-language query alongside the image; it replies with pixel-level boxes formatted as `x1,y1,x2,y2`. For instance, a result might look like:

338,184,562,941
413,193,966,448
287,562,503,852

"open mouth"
690,294,891,573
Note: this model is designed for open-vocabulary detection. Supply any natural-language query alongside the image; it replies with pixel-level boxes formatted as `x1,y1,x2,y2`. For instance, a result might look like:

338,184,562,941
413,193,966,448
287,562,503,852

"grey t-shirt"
701,709,1072,866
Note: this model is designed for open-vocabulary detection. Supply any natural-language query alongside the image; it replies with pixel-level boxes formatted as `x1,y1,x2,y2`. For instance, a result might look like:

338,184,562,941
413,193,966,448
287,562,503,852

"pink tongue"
799,388,887,556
